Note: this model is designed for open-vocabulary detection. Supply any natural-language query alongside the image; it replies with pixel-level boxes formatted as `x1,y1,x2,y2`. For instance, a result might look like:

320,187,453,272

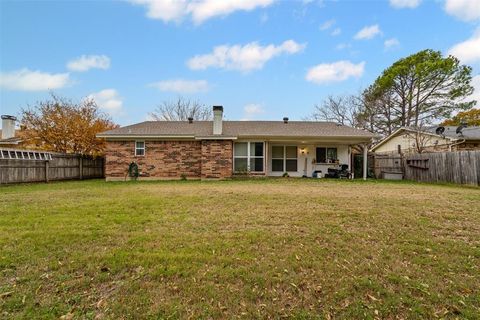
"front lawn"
0,179,479,319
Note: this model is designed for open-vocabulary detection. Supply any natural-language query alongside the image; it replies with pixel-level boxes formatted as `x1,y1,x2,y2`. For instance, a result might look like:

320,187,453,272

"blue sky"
1,0,479,126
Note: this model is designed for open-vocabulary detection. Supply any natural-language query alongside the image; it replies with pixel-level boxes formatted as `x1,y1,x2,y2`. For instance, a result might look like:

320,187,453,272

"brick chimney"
213,106,223,135
1,115,16,139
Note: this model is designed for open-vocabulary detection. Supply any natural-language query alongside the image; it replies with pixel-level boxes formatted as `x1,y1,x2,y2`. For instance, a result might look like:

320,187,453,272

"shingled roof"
0,129,22,145
98,121,374,140
425,126,480,140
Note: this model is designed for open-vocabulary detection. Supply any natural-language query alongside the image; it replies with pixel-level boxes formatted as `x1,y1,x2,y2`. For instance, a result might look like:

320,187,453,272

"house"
0,115,23,148
97,106,374,180
371,125,480,154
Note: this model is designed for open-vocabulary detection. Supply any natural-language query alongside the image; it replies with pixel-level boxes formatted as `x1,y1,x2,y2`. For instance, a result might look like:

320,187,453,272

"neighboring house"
0,115,22,148
98,106,374,180
371,125,480,154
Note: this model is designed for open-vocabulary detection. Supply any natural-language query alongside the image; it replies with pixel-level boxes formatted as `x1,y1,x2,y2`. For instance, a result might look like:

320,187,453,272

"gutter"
236,135,374,141
194,136,238,140
96,134,196,139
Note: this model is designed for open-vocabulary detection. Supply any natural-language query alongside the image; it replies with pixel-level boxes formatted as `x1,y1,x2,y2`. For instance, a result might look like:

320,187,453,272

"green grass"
0,179,479,319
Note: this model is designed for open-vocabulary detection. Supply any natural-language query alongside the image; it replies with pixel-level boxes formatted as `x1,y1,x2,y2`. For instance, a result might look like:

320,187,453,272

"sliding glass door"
271,145,298,173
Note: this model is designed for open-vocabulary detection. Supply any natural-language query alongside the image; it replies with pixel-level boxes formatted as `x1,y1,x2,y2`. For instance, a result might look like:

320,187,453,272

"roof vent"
188,117,193,124
283,117,289,124
456,122,467,135
435,126,445,135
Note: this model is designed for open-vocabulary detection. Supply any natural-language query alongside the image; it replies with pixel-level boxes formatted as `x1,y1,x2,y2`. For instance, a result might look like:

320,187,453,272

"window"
135,141,145,156
0,149,52,160
316,147,337,163
234,142,248,171
272,145,298,172
234,142,264,172
272,146,284,172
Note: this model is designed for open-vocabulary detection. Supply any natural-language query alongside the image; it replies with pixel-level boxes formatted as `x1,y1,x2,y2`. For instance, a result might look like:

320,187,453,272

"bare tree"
308,94,362,127
356,87,397,136
403,124,436,154
149,97,212,121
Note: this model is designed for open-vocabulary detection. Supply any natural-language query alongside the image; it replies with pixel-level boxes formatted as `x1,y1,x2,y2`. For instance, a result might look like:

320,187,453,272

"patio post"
363,144,368,181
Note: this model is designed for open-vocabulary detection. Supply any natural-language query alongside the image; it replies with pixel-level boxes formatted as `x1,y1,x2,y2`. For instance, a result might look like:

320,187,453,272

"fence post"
45,160,49,183
79,156,83,180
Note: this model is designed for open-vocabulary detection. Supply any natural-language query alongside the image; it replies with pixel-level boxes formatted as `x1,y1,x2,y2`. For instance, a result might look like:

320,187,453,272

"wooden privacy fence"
372,153,403,178
404,151,480,186
0,149,104,184
374,151,480,186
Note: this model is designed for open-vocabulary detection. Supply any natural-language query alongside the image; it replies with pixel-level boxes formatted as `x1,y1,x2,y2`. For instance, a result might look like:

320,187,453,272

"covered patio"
232,137,371,180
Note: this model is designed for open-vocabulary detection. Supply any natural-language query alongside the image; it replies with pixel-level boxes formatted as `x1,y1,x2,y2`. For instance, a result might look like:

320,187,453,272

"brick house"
97,106,375,180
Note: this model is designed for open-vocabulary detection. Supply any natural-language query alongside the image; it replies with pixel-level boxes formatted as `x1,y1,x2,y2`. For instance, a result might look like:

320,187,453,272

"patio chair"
324,164,351,179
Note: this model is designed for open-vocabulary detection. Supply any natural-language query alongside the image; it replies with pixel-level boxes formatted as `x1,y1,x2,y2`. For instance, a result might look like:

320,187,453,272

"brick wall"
105,140,202,179
105,140,233,179
201,140,233,179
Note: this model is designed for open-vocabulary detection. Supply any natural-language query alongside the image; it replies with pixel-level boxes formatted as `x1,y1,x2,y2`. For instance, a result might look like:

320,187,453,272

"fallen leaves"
1,179,479,318
367,294,379,301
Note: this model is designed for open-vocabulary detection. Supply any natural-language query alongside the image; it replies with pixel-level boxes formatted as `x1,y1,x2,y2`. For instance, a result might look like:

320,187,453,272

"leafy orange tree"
441,108,480,126
20,94,118,156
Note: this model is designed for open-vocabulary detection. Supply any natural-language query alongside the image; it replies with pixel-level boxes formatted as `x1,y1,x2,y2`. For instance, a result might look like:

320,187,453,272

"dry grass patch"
0,179,479,319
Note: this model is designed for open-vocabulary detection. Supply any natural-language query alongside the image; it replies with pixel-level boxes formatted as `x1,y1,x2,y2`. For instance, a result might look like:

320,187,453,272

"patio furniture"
324,164,351,179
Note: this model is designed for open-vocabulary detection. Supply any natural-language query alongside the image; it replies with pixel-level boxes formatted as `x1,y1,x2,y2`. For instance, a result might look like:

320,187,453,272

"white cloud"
389,0,421,9
188,0,274,24
319,19,335,31
129,0,275,24
444,0,480,22
448,29,480,64
384,38,400,49
331,28,341,36
306,60,365,84
335,43,351,50
0,68,70,91
87,89,124,115
354,24,381,40
149,79,209,93
242,103,265,120
129,0,187,22
319,20,341,36
187,40,306,72
67,55,110,72
244,103,264,114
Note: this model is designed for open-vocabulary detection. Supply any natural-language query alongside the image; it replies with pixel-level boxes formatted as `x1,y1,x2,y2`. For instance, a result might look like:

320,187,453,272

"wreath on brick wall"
128,162,139,180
